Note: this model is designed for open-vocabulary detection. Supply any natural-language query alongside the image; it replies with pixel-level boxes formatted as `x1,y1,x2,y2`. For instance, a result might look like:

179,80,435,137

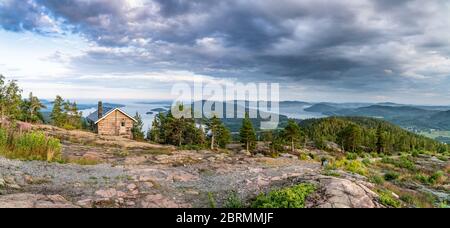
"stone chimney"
98,101,103,119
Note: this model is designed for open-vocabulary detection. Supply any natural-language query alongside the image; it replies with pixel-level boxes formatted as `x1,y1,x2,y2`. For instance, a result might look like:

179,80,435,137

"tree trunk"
246,141,249,153
211,134,215,150
0,109,3,127
291,139,295,152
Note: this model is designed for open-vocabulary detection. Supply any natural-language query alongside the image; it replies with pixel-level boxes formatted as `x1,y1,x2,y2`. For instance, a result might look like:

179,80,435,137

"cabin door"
119,121,127,135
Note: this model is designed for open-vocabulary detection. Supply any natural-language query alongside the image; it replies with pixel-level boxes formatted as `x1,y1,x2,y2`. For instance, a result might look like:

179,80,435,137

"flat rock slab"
0,193,78,208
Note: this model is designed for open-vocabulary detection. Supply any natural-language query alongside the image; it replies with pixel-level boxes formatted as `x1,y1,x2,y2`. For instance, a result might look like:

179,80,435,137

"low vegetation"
251,183,316,208
328,159,368,176
415,171,446,186
0,127,62,162
381,156,416,171
224,192,245,208
66,157,101,166
384,171,400,181
378,190,402,208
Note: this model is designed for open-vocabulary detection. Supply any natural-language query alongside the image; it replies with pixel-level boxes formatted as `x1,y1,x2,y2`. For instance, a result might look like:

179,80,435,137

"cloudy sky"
0,0,450,104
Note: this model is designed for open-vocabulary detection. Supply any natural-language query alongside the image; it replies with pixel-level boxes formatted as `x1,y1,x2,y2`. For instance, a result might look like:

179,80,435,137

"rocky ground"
1,125,446,208
0,151,384,208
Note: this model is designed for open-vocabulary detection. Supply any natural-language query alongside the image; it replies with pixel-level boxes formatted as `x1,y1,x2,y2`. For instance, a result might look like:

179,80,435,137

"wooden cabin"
87,102,136,138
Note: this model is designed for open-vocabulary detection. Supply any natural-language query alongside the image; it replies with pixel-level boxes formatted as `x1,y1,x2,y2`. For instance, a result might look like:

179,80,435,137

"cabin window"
121,122,126,127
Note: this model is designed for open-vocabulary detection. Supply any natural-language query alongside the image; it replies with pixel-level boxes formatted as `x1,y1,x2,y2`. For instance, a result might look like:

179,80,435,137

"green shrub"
415,171,445,185
415,173,429,184
208,192,217,208
0,130,62,162
428,171,444,185
439,201,449,209
384,172,400,181
399,194,425,208
323,170,341,177
437,155,448,162
13,132,62,162
381,156,416,171
334,159,368,176
46,138,62,162
299,153,308,161
67,157,101,166
378,191,401,208
346,153,358,160
369,175,385,185
180,144,206,151
224,192,245,208
0,128,8,154
362,158,371,165
252,184,315,208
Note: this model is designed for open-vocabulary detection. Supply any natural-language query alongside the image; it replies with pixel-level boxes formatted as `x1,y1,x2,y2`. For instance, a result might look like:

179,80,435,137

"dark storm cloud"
0,0,449,94
0,0,53,33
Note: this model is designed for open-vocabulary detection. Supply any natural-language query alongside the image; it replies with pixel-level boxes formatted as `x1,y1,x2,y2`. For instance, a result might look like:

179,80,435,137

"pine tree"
376,125,385,153
217,124,231,149
50,95,65,127
132,112,145,141
28,92,46,122
183,118,205,146
64,101,82,129
0,78,22,121
206,115,231,150
206,115,221,150
340,124,362,152
150,112,166,143
239,112,256,152
283,120,302,152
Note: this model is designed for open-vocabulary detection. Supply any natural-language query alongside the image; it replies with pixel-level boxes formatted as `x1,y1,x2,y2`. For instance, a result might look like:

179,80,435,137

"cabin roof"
87,107,137,124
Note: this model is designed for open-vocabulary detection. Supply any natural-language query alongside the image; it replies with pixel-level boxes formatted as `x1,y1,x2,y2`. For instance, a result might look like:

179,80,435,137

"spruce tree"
376,125,385,154
239,112,256,152
132,112,145,141
217,124,232,149
50,95,65,127
283,120,302,152
0,75,22,122
27,92,46,123
64,101,82,129
206,115,231,150
206,115,221,150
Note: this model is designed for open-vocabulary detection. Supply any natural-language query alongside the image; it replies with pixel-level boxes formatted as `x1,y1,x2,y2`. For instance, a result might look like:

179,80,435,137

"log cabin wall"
97,110,134,138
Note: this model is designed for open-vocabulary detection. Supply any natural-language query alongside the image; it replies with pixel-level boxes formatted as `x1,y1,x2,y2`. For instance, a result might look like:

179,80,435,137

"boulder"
316,177,382,208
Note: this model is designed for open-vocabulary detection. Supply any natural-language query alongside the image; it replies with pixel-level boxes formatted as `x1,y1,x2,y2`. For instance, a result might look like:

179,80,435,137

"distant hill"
280,101,311,106
41,101,124,112
189,100,290,133
376,102,403,107
428,110,450,130
327,105,438,119
305,103,340,113
151,108,167,112
300,116,445,153
315,104,450,136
